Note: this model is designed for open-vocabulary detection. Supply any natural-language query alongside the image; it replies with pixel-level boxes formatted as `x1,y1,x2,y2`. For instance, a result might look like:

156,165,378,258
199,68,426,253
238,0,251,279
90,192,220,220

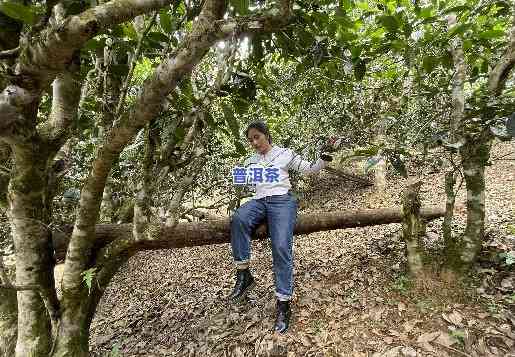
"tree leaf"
83,37,107,52
442,5,471,15
147,32,170,44
449,23,471,37
222,102,240,140
174,126,186,143
123,23,138,40
422,56,439,73
335,10,354,28
81,267,97,294
230,0,249,15
378,15,399,33
340,0,354,11
159,10,174,33
0,1,37,24
234,140,246,155
478,29,505,40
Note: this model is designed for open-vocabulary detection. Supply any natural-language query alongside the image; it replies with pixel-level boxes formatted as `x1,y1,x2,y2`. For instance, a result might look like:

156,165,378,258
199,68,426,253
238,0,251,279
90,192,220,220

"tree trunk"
100,183,114,223
0,212,16,357
402,181,425,276
8,144,55,356
0,279,17,357
374,158,387,193
442,13,465,269
52,206,445,260
442,171,456,248
457,139,490,269
51,295,90,357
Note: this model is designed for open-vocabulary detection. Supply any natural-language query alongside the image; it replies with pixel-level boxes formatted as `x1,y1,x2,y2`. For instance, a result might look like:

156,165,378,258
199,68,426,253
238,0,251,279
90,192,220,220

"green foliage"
81,267,97,294
230,0,250,15
449,329,466,345
392,274,412,294
0,1,39,25
499,251,515,266
159,9,174,33
109,344,121,357
133,57,156,83
222,102,246,155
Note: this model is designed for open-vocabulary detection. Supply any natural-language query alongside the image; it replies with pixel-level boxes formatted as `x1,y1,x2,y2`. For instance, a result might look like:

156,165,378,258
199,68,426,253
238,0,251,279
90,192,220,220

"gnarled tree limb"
488,17,515,95
53,206,446,261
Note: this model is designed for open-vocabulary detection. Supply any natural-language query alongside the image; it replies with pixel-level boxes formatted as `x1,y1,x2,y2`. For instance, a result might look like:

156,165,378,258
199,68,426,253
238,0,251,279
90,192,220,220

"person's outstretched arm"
286,149,331,175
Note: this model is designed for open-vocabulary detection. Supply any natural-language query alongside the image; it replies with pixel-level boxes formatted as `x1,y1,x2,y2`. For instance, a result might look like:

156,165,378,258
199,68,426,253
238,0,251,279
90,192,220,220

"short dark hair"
245,121,272,144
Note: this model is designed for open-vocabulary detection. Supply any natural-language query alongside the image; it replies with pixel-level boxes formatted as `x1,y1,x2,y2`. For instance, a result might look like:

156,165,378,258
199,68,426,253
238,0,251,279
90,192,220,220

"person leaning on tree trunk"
228,121,335,333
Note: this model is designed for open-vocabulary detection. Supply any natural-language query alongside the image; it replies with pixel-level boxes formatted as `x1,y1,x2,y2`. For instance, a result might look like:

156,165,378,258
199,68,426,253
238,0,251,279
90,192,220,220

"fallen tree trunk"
52,206,444,261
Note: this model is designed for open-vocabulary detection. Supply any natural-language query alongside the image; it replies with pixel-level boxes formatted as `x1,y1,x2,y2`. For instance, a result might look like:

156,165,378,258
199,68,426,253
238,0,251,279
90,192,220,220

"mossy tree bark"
444,16,515,272
454,138,490,270
401,181,425,277
8,140,55,356
0,254,17,357
442,14,465,253
0,287,17,357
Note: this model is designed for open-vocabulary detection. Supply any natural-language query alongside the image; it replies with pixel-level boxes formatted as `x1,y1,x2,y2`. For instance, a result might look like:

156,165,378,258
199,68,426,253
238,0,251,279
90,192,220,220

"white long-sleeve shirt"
242,145,328,200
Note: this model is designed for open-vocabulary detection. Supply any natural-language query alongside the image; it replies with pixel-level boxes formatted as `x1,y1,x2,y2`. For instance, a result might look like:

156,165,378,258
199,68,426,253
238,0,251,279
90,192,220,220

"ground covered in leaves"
90,142,514,357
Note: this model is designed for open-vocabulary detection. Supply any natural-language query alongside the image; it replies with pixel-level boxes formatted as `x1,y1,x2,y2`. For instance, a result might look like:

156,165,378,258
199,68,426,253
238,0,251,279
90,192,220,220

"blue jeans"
230,192,298,301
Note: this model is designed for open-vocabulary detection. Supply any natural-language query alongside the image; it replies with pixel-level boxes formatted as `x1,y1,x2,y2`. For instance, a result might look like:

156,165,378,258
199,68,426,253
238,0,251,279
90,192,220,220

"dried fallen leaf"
401,346,417,357
442,310,464,327
417,331,440,343
435,331,456,347
381,346,403,357
419,341,436,353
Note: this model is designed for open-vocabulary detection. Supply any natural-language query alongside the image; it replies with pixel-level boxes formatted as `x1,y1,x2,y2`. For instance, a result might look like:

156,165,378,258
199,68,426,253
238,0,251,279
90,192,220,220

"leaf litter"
90,141,514,356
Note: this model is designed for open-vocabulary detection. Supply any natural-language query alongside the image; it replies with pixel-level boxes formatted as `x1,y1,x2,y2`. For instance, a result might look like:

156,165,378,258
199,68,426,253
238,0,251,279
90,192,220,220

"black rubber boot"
274,300,291,333
228,268,255,302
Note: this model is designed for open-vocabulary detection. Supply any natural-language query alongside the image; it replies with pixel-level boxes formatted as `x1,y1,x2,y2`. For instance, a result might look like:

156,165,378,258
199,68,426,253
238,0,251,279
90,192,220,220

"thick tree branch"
0,47,20,60
488,19,515,95
53,206,446,261
216,0,293,39
38,68,81,148
17,0,180,83
0,86,35,138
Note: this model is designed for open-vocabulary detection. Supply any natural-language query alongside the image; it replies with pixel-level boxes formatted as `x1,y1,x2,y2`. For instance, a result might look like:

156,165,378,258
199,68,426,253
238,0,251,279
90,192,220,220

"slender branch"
0,46,20,59
115,13,158,119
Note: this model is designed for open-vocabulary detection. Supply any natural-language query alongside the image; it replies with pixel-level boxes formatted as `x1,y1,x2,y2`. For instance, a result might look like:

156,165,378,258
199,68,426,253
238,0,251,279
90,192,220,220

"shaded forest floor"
91,141,514,357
